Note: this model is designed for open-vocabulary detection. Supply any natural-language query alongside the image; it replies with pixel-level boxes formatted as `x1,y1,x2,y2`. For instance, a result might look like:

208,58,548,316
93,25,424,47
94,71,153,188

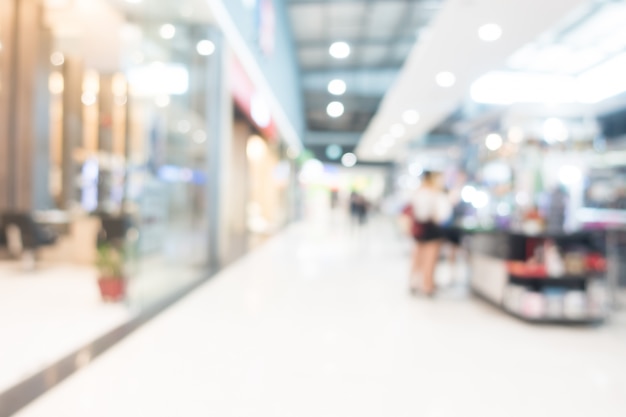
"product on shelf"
520,291,546,319
563,291,587,320
544,287,565,319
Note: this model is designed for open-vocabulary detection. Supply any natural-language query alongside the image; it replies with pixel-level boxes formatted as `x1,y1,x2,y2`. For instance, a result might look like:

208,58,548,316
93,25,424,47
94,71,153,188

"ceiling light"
402,110,420,125
327,101,345,118
391,123,406,138
471,71,577,104
485,133,503,151
543,118,569,143
328,79,347,95
49,72,64,95
577,52,626,103
472,191,490,209
81,92,97,106
478,23,503,42
341,153,357,168
50,52,65,66
559,165,582,185
193,130,207,144
159,24,176,40
196,40,216,56
325,144,343,160
436,71,456,87
329,42,350,59
247,135,267,161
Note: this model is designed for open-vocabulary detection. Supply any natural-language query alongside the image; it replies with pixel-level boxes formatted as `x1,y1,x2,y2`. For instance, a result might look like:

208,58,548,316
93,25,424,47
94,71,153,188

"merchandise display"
469,230,609,323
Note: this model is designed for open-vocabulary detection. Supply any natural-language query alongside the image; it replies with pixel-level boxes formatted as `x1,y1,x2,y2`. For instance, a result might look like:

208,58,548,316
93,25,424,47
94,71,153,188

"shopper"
408,171,452,296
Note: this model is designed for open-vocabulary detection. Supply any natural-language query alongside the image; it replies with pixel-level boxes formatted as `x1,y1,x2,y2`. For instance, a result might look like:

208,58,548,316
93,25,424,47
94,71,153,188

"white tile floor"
0,262,130,393
13,217,626,417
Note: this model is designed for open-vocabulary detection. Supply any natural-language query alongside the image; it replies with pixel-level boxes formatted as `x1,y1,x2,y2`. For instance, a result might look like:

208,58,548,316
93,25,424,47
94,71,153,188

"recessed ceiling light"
436,71,456,87
328,79,347,95
159,24,176,40
325,144,343,160
196,40,216,56
329,42,351,59
391,123,406,138
327,101,345,118
485,133,503,151
478,23,503,42
402,109,420,125
341,153,357,167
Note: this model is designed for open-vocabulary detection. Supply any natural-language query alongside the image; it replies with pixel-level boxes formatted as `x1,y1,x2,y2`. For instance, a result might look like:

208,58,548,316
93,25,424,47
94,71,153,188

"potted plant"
95,242,126,302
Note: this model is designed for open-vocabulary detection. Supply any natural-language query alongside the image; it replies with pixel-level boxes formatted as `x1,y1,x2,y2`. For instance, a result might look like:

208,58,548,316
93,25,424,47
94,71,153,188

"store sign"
230,57,277,140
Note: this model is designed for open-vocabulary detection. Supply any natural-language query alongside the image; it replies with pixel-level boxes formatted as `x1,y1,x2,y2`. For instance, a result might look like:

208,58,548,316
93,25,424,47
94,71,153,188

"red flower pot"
97,277,126,302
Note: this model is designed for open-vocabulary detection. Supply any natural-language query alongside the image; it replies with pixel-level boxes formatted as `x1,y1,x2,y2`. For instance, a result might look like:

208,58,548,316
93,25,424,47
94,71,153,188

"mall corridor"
12,216,626,417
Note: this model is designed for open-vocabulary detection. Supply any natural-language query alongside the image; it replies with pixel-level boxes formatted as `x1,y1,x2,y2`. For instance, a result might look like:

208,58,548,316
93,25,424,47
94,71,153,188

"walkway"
13,217,626,417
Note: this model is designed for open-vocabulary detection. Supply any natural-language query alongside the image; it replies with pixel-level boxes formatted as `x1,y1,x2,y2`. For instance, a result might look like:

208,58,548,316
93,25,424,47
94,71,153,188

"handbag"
401,204,424,238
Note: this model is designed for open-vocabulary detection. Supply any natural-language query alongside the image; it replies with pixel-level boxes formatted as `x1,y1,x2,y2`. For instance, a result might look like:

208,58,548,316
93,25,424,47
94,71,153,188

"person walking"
409,171,452,297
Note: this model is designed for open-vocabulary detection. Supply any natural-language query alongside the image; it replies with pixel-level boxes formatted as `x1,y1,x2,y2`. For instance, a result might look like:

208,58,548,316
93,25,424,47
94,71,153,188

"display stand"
468,230,608,324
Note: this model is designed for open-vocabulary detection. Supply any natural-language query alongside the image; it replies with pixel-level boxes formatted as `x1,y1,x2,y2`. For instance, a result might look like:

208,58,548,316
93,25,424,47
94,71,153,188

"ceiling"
356,0,599,162
286,0,444,148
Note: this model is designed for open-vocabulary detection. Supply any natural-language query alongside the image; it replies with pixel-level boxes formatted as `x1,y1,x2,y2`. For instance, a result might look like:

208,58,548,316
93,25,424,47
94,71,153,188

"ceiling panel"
286,0,445,141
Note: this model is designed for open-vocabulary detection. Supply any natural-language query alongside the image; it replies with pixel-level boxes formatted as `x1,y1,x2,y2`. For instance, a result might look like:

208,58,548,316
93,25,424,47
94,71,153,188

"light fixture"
327,101,345,118
508,126,524,143
247,135,267,161
461,185,477,203
50,52,65,66
478,23,502,42
577,52,626,103
328,79,347,96
559,165,582,185
325,144,343,160
470,71,577,104
49,72,64,95
196,40,216,56
159,24,176,40
543,118,569,143
81,92,97,106
485,133,503,151
125,0,142,3
436,71,456,88
193,130,207,144
391,123,406,138
472,190,490,209
341,153,357,167
329,42,350,59
402,110,420,125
